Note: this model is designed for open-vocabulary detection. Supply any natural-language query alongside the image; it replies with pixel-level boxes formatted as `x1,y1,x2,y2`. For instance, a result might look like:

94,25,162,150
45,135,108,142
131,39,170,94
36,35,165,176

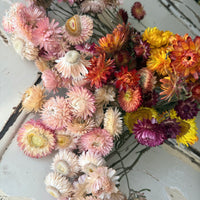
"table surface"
0,1,200,200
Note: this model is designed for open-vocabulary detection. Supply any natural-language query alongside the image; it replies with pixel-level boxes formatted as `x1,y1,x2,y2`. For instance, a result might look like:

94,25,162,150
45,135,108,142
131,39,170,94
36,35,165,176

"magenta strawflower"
41,96,71,130
174,98,199,120
75,42,97,57
133,118,165,147
79,128,113,156
160,118,181,139
134,39,151,60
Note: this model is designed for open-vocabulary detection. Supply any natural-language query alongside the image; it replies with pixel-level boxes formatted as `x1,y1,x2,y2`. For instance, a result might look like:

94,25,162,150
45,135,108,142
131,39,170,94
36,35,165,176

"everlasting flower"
34,58,50,72
17,119,56,158
118,87,142,112
86,166,119,199
104,191,127,200
75,42,97,57
79,151,106,174
93,105,105,127
29,0,53,9
51,150,80,177
133,118,166,147
134,39,151,60
86,53,115,88
41,96,71,130
55,50,89,80
124,107,158,133
142,27,173,48
118,9,128,24
115,66,140,91
79,128,113,156
114,50,131,66
174,98,199,120
45,172,73,199
65,15,93,45
81,0,106,13
104,107,123,137
66,87,96,120
22,85,45,112
131,2,146,20
170,109,198,146
191,82,200,101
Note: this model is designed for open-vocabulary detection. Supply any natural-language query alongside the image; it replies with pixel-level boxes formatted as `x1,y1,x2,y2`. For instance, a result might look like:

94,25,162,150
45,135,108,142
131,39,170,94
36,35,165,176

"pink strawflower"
64,15,93,45
41,96,71,130
174,98,199,120
17,119,56,158
81,0,106,13
55,50,89,80
42,69,61,93
75,43,97,57
66,87,96,120
133,118,166,147
86,166,119,199
79,128,113,156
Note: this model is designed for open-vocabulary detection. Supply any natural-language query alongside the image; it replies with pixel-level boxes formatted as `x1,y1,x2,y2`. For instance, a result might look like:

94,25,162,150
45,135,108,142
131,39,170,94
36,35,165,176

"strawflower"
131,2,146,20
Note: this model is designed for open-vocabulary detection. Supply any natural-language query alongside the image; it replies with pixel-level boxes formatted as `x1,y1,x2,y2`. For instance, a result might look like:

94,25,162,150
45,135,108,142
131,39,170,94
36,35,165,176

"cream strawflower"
93,105,104,127
64,15,93,45
51,150,80,177
104,107,123,137
55,129,78,150
66,86,96,120
22,85,45,112
95,85,116,107
86,166,119,199
45,172,73,199
79,151,106,174
55,50,89,80
81,0,106,13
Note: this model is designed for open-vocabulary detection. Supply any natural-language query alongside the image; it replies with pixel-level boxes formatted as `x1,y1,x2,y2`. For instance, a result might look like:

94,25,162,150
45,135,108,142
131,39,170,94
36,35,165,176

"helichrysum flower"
41,96,71,130
86,53,115,88
66,86,96,120
64,15,93,45
75,42,97,57
34,58,50,72
81,0,106,13
118,87,142,112
104,191,127,200
133,118,166,147
22,85,45,112
118,8,128,24
93,105,105,127
86,166,119,199
45,172,73,199
51,150,80,177
124,107,158,133
104,107,123,137
55,50,89,80
142,27,173,48
174,98,199,120
17,119,56,158
79,128,113,156
131,2,146,20
79,151,106,174
170,109,198,146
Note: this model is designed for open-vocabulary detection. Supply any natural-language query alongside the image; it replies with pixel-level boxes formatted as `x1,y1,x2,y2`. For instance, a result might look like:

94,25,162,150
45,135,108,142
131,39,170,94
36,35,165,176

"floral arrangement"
2,0,200,199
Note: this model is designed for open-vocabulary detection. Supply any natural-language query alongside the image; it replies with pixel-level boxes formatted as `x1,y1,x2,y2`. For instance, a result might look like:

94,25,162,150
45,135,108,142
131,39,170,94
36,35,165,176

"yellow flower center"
124,90,132,102
65,15,81,36
55,160,70,175
57,135,72,148
27,132,47,148
178,120,190,137
46,186,61,198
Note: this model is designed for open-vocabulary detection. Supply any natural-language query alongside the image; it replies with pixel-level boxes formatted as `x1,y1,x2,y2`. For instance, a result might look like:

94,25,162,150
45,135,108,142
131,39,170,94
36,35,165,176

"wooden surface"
0,1,200,200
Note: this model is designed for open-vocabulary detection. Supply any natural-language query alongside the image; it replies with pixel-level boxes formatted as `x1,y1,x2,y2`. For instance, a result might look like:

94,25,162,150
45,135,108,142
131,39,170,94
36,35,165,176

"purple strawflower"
174,98,199,120
160,118,181,139
133,118,166,147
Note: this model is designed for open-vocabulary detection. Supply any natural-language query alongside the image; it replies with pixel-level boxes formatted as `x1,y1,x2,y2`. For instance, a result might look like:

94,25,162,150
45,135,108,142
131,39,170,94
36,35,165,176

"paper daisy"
17,119,56,158
104,107,123,137
79,151,106,174
86,166,119,199
41,96,71,130
66,86,96,120
55,50,89,80
79,128,113,156
81,0,106,13
45,172,73,199
22,85,45,112
104,191,127,200
64,15,93,45
51,150,80,177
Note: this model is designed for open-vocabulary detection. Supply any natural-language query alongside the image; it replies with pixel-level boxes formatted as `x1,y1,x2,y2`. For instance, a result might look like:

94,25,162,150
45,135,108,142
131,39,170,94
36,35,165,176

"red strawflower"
86,53,115,88
115,66,140,91
118,8,128,24
131,2,146,20
134,39,151,60
114,51,131,66
118,87,142,112
191,82,200,102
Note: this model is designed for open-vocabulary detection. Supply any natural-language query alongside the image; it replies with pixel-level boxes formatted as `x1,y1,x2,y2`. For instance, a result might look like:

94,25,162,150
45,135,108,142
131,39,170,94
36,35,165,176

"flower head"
22,85,45,112
41,96,71,130
131,2,146,20
118,9,128,24
75,42,97,57
66,86,96,119
55,50,89,80
17,119,56,158
65,15,93,45
133,118,166,147
79,128,113,156
81,0,106,13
